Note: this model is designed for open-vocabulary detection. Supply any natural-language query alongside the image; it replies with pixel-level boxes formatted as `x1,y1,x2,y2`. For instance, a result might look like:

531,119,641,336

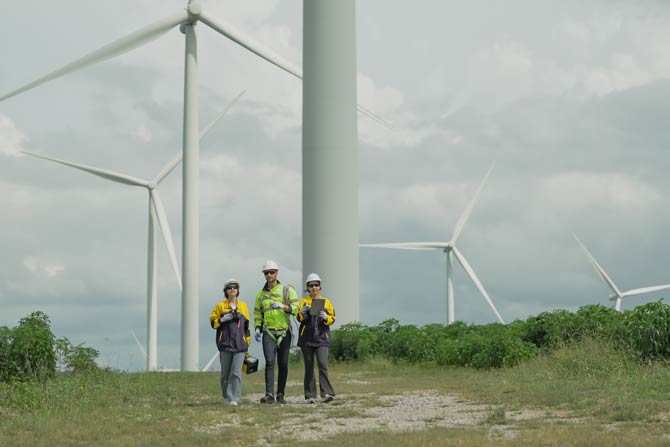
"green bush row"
0,311,99,383
330,300,670,368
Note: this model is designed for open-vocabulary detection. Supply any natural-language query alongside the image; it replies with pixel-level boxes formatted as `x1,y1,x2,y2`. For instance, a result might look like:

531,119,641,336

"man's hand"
219,313,233,323
318,310,328,321
269,302,283,310
254,328,262,342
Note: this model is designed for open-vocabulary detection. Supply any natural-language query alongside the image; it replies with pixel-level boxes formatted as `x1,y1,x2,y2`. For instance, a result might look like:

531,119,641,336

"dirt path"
197,390,550,443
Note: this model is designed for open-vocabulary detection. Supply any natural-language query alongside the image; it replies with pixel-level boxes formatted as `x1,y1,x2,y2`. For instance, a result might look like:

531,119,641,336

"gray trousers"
301,346,335,398
219,351,245,402
262,331,292,396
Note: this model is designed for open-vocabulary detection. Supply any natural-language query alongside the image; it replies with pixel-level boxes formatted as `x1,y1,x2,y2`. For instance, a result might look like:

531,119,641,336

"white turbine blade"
573,234,623,297
356,104,394,129
450,162,496,244
360,242,449,251
198,13,393,129
199,90,246,141
21,150,149,187
199,13,303,78
202,351,220,372
150,191,182,290
131,331,147,358
153,153,183,186
152,90,246,185
452,247,505,324
622,284,670,297
0,12,188,103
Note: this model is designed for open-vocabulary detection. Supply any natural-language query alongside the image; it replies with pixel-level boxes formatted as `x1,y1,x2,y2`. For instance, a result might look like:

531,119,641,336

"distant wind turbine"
201,351,220,372
0,0,388,370
131,330,147,359
132,330,218,372
573,234,670,311
361,163,505,325
21,92,243,371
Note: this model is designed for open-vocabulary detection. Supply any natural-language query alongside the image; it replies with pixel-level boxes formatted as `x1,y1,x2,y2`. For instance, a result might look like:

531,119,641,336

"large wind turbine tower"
302,0,360,325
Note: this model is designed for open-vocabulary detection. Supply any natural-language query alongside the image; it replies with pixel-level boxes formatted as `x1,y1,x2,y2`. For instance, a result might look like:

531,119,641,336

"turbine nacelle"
187,1,202,17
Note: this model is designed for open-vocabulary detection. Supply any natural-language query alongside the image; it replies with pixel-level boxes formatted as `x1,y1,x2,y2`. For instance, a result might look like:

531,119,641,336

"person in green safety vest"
253,260,299,404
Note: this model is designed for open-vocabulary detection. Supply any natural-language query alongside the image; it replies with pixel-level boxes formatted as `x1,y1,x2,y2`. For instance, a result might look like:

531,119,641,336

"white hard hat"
305,273,322,286
262,260,279,272
223,278,239,290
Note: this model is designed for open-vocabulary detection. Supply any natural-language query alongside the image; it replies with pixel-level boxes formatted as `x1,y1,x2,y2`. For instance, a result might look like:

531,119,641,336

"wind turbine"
201,351,220,372
361,163,505,325
0,1,388,370
573,235,670,311
131,330,148,359
21,92,243,371
132,330,218,372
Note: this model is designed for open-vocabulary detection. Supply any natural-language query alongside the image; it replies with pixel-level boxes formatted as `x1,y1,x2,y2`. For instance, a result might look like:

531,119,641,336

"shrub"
65,344,99,373
7,311,56,382
0,312,99,382
521,305,623,350
381,324,436,364
433,328,536,369
574,304,623,339
330,322,373,361
0,326,12,382
624,300,670,360
330,300,670,369
523,309,580,348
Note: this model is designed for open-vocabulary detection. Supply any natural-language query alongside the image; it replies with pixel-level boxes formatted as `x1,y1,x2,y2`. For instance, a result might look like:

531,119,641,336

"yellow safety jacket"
210,299,251,352
297,296,336,347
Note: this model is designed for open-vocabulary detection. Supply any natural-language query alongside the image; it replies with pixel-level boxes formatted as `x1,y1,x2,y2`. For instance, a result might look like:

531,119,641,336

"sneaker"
305,398,315,404
276,394,287,405
322,394,334,403
260,393,275,404
230,401,238,406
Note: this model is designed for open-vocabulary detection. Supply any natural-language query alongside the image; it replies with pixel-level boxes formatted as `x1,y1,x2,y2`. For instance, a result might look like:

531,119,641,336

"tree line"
330,300,670,368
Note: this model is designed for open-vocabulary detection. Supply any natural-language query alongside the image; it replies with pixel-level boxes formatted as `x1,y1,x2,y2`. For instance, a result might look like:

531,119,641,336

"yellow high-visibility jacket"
210,299,251,352
297,296,336,347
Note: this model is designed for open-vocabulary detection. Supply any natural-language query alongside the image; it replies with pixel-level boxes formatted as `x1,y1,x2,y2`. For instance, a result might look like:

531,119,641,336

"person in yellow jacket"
209,278,251,406
253,260,299,404
297,273,336,403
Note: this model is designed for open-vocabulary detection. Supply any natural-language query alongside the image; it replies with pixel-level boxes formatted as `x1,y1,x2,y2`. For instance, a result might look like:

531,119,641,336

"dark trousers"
301,345,335,398
262,331,292,396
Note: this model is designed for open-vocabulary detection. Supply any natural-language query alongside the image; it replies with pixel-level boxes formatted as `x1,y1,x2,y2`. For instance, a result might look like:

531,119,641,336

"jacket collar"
263,280,282,292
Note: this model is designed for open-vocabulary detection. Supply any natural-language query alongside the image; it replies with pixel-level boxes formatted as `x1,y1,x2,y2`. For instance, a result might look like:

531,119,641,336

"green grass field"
2,339,670,446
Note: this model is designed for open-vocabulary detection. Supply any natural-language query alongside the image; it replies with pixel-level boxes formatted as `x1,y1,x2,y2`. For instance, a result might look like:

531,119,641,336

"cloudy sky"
2,0,669,371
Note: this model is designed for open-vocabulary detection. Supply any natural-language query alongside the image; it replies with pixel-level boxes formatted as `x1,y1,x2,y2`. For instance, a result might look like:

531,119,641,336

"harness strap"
264,328,288,346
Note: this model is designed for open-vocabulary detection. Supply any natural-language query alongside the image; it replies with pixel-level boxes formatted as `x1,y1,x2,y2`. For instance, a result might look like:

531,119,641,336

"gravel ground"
197,390,549,443
280,391,489,441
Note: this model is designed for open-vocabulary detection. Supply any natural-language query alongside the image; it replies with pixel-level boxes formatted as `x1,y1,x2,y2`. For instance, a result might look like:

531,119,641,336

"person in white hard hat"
209,278,251,406
253,260,299,404
297,273,336,403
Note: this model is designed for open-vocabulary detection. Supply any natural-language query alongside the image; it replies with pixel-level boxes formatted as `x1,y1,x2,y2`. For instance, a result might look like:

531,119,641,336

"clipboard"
310,298,325,314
